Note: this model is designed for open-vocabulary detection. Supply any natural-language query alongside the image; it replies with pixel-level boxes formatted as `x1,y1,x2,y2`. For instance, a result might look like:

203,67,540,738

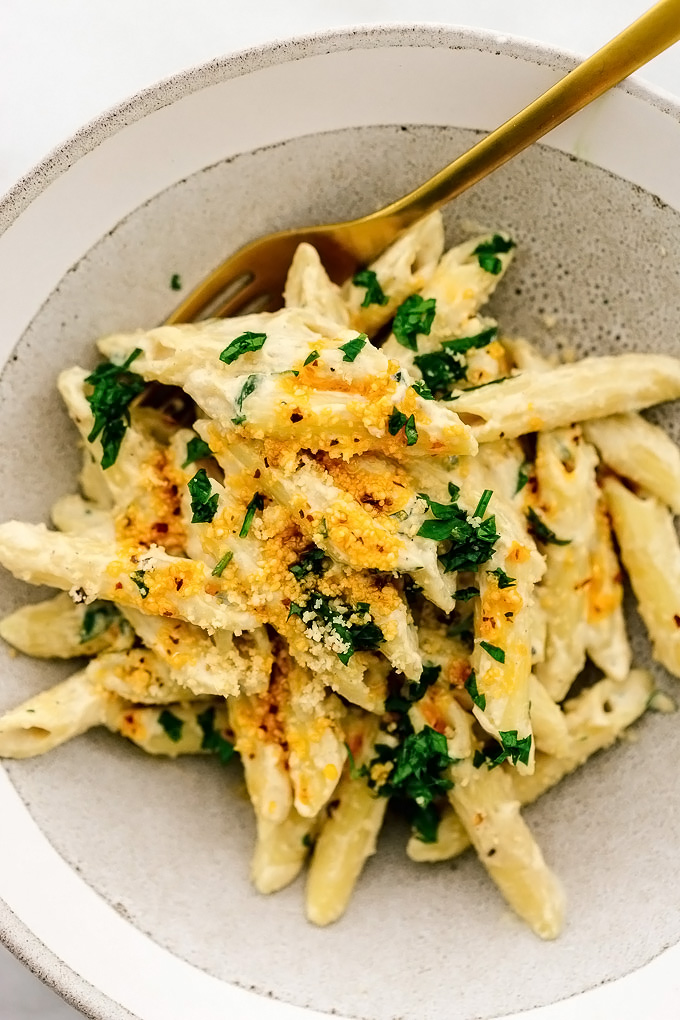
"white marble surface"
1,1,679,1017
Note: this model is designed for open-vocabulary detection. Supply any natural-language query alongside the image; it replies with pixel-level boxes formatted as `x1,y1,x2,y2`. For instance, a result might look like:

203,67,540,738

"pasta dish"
1,211,679,939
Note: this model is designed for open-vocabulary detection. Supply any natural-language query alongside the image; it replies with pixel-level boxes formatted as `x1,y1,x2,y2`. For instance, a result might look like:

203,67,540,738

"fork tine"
214,276,279,319
165,228,359,326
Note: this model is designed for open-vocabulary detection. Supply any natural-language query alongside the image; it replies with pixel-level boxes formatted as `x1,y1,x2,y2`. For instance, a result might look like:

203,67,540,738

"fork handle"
358,0,680,248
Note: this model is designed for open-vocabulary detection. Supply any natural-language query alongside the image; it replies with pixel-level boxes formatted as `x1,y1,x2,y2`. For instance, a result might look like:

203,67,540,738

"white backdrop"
1,2,679,1018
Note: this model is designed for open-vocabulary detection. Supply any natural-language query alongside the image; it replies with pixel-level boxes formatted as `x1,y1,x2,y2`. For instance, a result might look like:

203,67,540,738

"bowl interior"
1,119,680,1020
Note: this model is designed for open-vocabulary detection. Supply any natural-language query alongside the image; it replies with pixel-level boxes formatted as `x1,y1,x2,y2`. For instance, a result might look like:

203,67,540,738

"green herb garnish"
231,373,259,425
516,460,530,494
465,670,486,711
240,493,264,538
417,488,499,573
130,571,149,599
288,594,384,665
454,586,479,602
158,709,183,742
211,551,234,577
411,380,434,400
385,663,441,714
85,349,145,469
480,641,505,663
526,507,571,546
182,436,212,468
442,327,498,355
197,706,235,763
289,546,327,581
393,295,437,351
79,602,121,643
219,331,267,365
188,468,219,524
170,273,182,291
352,269,388,308
490,730,532,768
473,489,493,518
339,334,367,362
473,234,515,275
413,348,467,397
488,567,516,589
387,407,418,446
304,350,320,366
366,725,456,843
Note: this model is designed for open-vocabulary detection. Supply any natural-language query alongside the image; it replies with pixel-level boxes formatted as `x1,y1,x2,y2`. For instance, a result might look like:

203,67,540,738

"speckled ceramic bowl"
1,25,680,1020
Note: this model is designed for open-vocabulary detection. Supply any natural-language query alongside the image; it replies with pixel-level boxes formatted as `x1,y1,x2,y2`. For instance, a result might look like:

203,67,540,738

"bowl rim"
2,20,680,1020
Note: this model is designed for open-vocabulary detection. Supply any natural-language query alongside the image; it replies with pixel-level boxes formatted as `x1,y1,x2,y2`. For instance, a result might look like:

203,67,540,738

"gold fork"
167,0,680,326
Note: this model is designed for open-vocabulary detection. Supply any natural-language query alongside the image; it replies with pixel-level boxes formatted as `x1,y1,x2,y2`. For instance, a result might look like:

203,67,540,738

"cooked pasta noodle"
0,211,676,939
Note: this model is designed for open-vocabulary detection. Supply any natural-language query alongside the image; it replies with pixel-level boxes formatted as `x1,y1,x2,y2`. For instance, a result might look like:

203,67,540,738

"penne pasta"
0,670,123,759
532,427,599,702
450,355,680,443
284,242,350,326
407,669,652,863
342,212,445,336
584,412,680,514
1,224,676,941
0,593,133,659
604,477,680,678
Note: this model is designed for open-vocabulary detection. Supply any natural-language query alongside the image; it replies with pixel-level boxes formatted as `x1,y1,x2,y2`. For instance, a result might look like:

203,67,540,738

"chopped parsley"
211,551,234,577
473,234,515,275
85,349,145,469
182,436,212,468
289,546,327,581
79,602,121,643
413,348,466,398
516,460,530,494
411,379,434,400
158,709,183,742
304,350,320,366
387,407,418,446
474,489,493,518
170,273,182,291
441,326,498,355
339,334,367,362
473,748,487,768
239,493,264,538
465,670,486,711
130,571,149,599
488,567,516,589
491,730,532,768
392,295,437,351
480,640,505,663
288,593,384,665
302,832,314,849
188,469,219,524
417,485,499,573
385,663,441,715
231,373,259,425
219,331,267,365
352,268,388,308
454,586,479,602
526,507,571,546
366,725,456,843
197,706,235,764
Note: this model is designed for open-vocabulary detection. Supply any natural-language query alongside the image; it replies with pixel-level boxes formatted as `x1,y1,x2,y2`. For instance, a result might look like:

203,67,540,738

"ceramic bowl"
1,24,680,1020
